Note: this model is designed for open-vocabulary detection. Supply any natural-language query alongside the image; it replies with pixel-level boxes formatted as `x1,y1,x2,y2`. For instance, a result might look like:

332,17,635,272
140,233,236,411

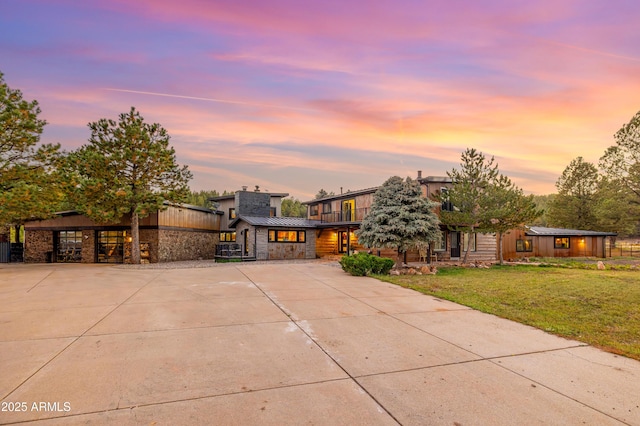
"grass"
378,264,640,360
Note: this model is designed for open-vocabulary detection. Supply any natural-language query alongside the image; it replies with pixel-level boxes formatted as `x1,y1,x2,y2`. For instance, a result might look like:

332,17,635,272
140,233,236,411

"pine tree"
547,157,600,230
438,148,498,263
356,176,440,268
481,174,542,264
0,71,63,235
66,107,192,263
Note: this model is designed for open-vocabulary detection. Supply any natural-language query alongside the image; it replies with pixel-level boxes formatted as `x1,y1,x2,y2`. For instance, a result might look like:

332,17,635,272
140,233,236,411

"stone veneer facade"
25,228,217,264
157,229,217,262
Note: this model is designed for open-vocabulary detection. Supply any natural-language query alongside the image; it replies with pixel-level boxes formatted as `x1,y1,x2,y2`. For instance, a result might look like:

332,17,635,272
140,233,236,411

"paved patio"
1,261,639,425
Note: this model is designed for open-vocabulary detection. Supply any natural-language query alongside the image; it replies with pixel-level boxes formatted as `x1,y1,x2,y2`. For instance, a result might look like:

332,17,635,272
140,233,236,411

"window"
322,202,331,213
342,199,355,221
554,237,570,249
462,233,476,252
57,230,82,262
270,207,276,217
97,230,125,263
268,230,306,242
516,239,533,252
310,204,319,216
220,232,236,242
228,208,236,219
440,188,453,212
435,230,447,251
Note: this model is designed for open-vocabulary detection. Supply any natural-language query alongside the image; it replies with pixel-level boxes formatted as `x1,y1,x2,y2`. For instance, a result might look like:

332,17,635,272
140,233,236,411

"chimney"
417,170,422,179
254,185,260,192
242,186,248,191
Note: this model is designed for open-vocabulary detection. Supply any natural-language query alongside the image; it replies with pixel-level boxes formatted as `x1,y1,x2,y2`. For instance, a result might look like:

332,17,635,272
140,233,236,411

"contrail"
540,39,640,63
102,88,315,112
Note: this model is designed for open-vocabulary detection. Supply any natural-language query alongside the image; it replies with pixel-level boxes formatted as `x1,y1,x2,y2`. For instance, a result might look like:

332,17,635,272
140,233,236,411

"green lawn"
378,265,640,361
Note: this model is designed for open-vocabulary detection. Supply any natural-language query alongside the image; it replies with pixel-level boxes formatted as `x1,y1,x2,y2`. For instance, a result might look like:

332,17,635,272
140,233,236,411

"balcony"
320,207,369,223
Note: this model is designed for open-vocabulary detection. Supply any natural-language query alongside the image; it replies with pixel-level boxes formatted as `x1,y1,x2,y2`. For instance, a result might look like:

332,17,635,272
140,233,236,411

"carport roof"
526,226,617,237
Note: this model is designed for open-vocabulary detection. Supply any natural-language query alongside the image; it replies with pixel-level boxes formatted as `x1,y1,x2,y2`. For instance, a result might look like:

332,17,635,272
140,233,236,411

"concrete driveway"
1,261,639,425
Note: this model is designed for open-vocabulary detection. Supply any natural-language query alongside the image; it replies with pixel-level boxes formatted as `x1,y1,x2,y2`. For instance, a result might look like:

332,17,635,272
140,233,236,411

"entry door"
450,232,461,258
338,231,349,253
342,199,355,222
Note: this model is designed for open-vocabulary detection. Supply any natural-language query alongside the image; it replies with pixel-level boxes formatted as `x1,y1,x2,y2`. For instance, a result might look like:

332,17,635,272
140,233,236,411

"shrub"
340,253,395,276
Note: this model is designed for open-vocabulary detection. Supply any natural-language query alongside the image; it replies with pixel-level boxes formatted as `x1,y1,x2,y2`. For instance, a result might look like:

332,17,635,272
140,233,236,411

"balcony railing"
320,207,369,223
215,243,242,257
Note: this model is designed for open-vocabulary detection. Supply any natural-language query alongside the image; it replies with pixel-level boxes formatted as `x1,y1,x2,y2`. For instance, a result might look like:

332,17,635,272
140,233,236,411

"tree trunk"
462,228,472,264
396,248,403,269
498,232,504,265
130,211,141,264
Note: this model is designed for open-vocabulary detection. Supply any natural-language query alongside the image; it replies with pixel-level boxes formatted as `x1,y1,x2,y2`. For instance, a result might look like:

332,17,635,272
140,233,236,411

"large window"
268,230,306,242
516,239,533,252
97,230,125,263
309,204,319,216
342,199,355,221
57,230,82,262
220,231,236,242
435,230,447,251
462,233,476,252
554,237,570,249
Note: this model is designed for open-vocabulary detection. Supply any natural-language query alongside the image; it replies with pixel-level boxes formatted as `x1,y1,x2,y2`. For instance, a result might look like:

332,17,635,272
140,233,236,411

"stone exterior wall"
78,230,94,263
24,230,54,263
157,229,217,262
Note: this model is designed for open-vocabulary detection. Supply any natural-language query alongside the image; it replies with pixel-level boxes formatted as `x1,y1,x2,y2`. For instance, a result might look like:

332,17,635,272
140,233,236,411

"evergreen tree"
599,110,640,235
438,148,498,263
0,71,63,236
356,176,440,268
281,197,307,217
66,107,192,263
547,157,600,230
185,189,221,208
315,188,335,199
481,174,542,264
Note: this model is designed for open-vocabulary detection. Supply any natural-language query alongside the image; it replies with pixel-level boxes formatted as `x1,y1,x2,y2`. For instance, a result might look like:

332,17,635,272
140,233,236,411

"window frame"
220,231,236,242
309,204,319,216
228,208,236,219
554,237,570,249
434,230,447,252
462,232,476,252
516,239,533,252
268,229,306,243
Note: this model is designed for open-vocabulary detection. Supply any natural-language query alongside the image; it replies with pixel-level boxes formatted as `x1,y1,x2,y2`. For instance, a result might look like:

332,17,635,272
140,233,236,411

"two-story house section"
304,187,378,257
210,186,288,245
303,172,498,263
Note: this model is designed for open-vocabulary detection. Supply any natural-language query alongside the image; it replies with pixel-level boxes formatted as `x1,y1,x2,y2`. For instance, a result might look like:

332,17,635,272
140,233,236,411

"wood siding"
502,230,611,259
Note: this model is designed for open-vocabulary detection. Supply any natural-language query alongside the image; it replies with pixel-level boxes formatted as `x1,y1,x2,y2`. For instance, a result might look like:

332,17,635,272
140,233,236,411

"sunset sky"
2,0,639,200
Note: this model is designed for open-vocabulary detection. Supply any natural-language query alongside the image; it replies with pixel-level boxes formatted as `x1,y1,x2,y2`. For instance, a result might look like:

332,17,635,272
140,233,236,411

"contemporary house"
211,187,320,260
20,173,618,264
502,226,617,259
23,204,220,264
303,173,498,263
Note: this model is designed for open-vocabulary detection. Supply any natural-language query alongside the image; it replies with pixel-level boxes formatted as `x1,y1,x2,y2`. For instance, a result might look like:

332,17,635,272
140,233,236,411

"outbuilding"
23,204,221,264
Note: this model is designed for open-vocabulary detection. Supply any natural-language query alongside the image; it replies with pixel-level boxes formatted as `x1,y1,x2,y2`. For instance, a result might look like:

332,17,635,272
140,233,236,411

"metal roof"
302,187,379,204
229,215,322,228
525,226,617,237
209,192,289,201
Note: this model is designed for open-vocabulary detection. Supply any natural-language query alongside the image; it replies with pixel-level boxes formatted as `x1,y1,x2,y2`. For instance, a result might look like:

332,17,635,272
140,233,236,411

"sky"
2,0,639,200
